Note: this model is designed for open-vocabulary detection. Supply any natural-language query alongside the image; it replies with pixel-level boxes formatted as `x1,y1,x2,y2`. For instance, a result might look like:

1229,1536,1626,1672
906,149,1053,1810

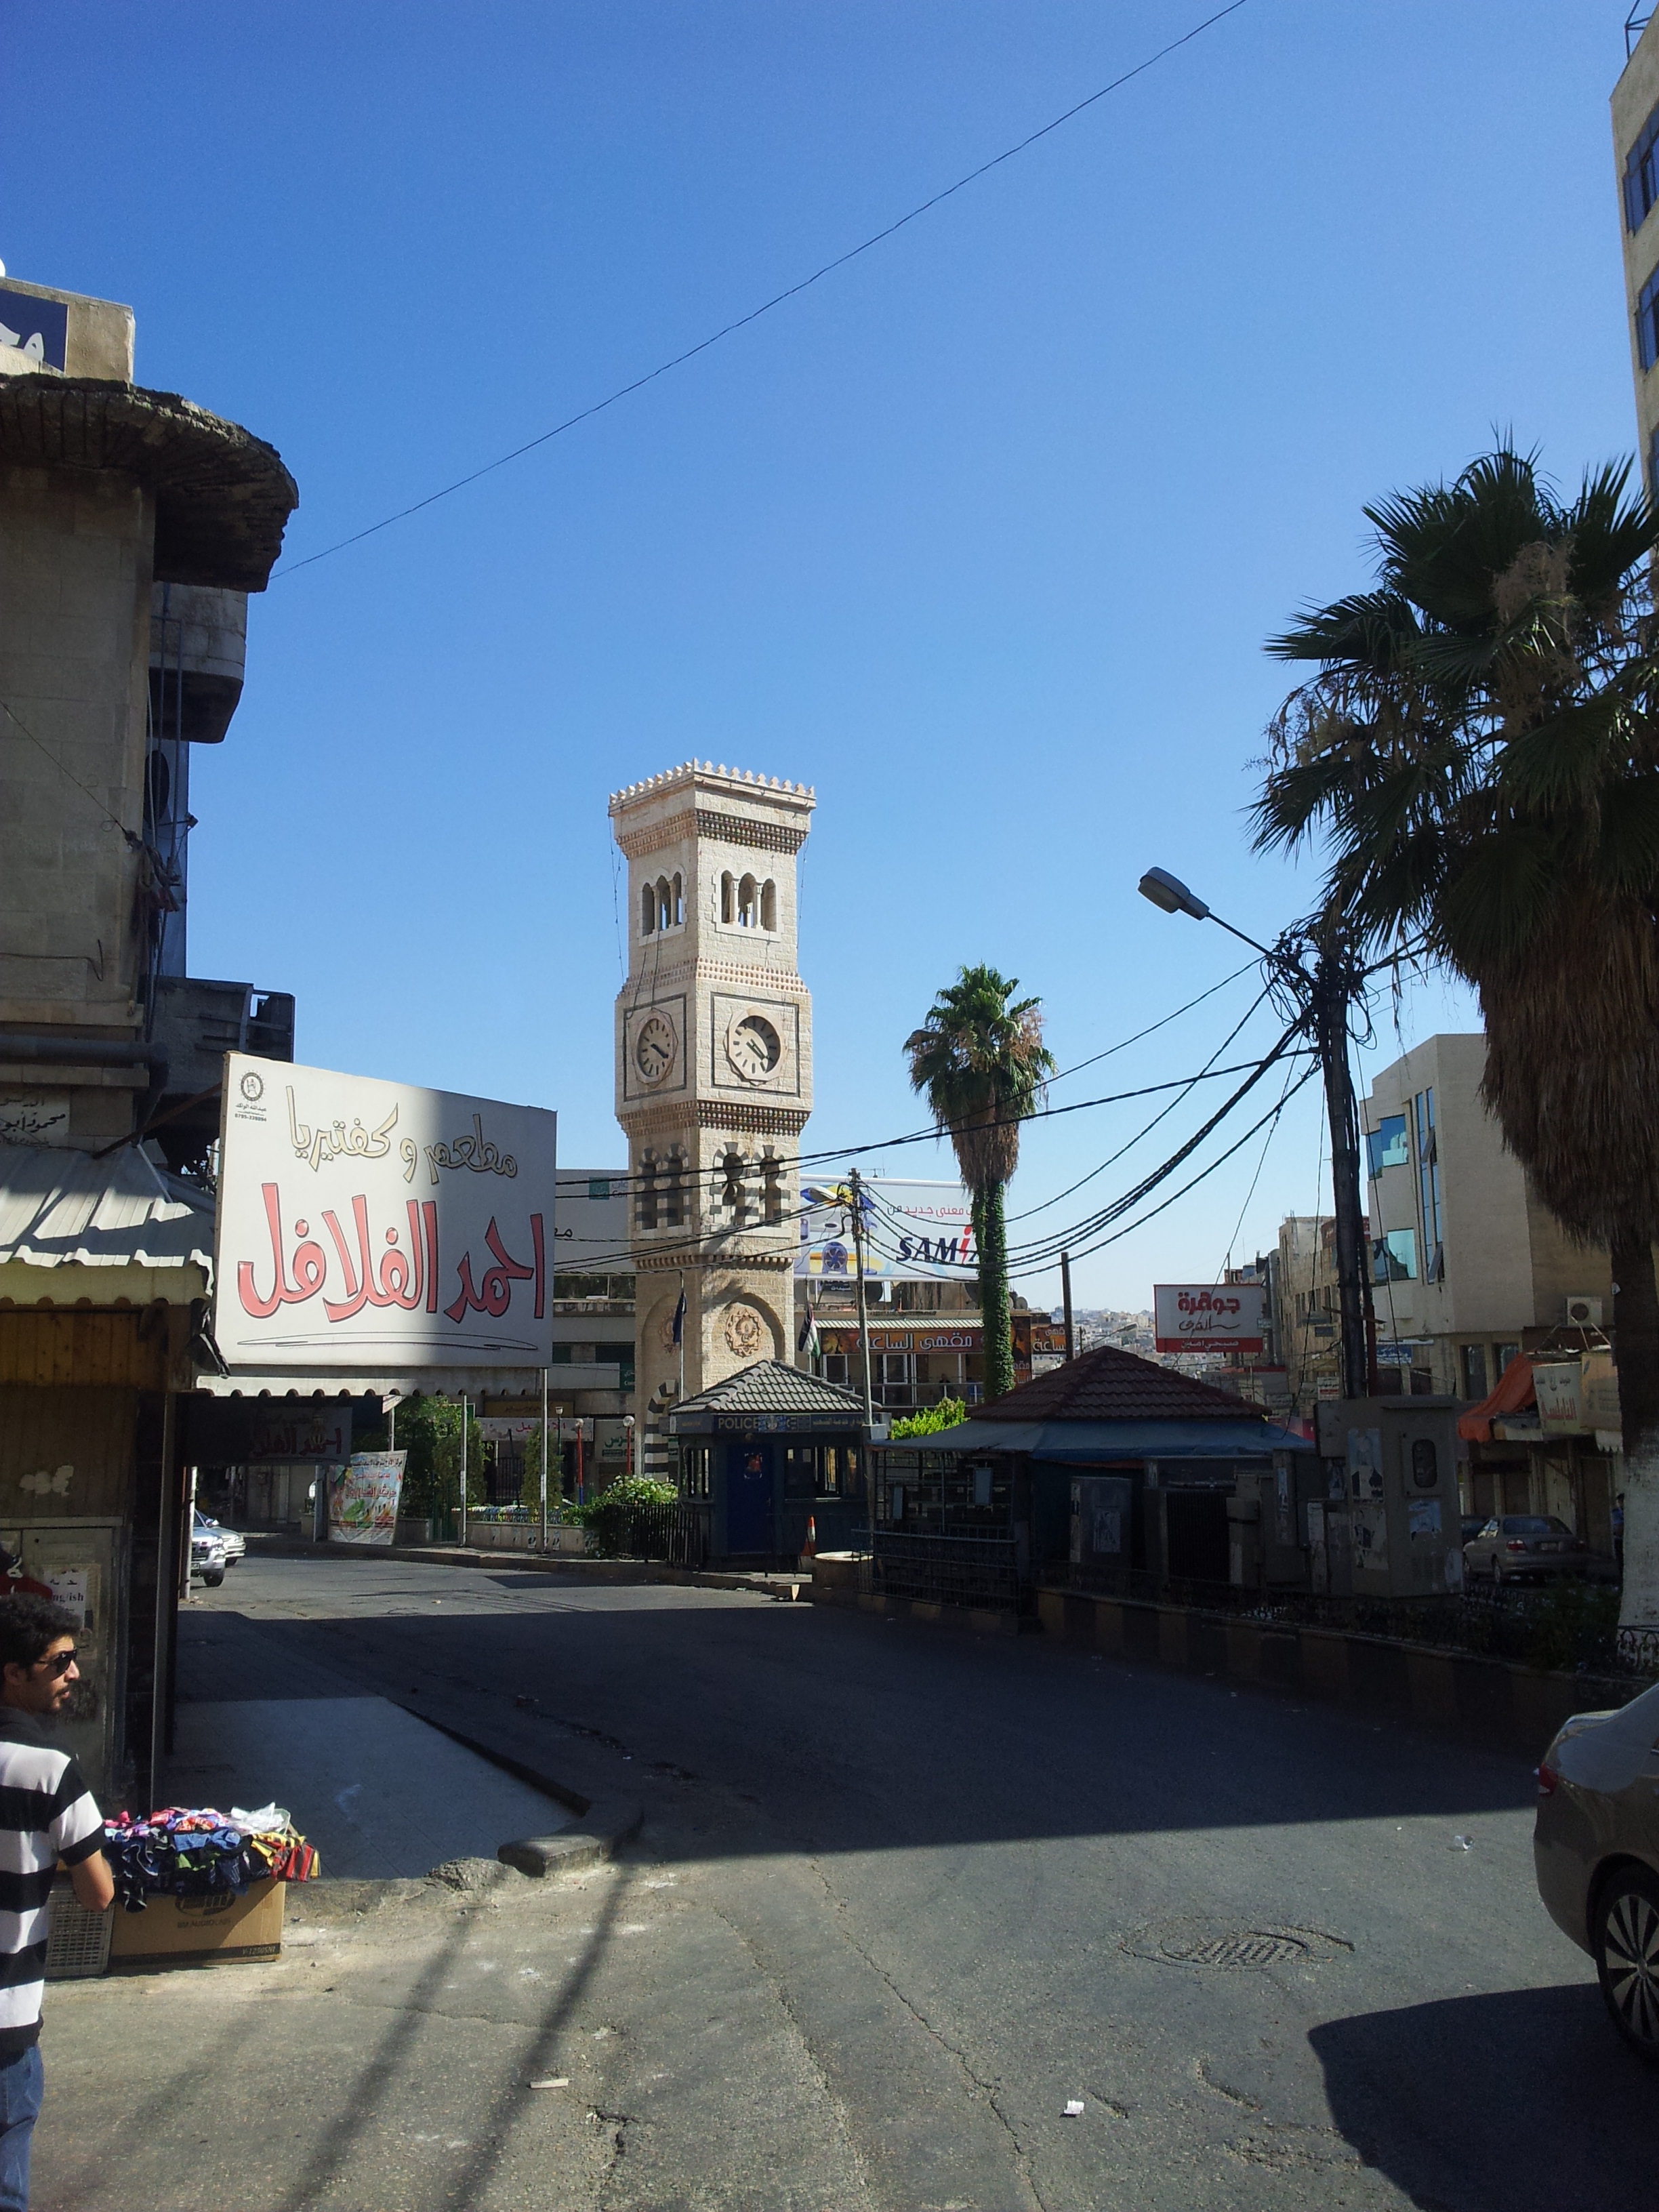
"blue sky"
6,1,1643,1307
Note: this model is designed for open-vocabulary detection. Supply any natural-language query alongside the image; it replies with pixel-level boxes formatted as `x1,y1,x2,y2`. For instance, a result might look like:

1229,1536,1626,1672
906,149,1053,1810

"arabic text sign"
797,1179,977,1280
215,1054,556,1370
327,1452,406,1547
1153,1284,1267,1355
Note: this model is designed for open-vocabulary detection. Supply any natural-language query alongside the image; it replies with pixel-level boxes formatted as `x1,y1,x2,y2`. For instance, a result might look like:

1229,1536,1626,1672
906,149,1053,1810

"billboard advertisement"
215,1054,556,1370
327,1452,406,1547
1153,1284,1267,1355
797,1179,977,1281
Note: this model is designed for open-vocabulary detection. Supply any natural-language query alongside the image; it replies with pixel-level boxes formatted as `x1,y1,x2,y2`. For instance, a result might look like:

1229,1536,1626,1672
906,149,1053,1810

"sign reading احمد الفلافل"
0,289,67,372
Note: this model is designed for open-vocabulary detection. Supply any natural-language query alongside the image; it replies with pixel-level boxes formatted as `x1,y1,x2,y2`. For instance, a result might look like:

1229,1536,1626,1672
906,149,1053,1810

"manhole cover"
1122,1920,1351,1970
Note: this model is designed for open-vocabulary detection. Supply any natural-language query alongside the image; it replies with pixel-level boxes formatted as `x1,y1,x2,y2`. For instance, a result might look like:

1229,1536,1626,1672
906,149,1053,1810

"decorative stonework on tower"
611,762,814,1475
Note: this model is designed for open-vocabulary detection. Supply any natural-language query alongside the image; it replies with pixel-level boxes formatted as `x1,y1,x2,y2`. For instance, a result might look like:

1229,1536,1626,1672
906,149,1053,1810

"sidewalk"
245,1530,815,1601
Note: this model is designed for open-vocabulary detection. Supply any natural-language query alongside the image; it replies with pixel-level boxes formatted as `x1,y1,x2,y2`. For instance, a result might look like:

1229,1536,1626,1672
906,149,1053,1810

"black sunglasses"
32,1650,77,1679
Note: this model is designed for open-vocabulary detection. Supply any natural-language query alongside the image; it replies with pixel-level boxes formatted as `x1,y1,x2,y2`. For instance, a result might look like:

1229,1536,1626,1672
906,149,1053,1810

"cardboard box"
108,1877,284,1971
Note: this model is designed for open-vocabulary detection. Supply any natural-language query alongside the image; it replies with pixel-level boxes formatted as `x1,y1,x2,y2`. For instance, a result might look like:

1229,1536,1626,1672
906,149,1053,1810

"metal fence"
874,1532,1022,1612
586,1498,708,1570
1048,1565,1657,1680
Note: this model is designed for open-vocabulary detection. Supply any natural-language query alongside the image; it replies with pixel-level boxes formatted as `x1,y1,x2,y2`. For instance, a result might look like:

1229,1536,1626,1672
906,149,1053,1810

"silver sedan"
1534,1679,1659,2060
1464,1514,1593,1586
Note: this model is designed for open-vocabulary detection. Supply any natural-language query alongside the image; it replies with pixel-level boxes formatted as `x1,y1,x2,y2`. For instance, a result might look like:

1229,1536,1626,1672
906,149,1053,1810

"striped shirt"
0,1713,103,2053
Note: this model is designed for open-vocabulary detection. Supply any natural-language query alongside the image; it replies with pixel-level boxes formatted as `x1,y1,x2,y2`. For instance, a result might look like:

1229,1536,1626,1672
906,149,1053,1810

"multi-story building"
1361,1033,1611,1397
610,763,814,1477
1614,13,1659,492
1270,1214,1340,1412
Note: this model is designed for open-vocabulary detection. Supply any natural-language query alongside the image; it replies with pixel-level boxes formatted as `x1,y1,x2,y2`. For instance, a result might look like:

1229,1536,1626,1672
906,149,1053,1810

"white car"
194,1512,245,1566
189,1526,226,1588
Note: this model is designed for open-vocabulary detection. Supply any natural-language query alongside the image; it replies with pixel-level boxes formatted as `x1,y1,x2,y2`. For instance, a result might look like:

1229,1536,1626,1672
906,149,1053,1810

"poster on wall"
1153,1284,1267,1355
214,1054,556,1370
796,1180,977,1281
327,1452,407,1546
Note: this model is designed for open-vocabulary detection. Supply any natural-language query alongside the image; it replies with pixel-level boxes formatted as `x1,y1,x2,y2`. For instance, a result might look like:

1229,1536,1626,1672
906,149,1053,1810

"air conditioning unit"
1565,1295,1603,1328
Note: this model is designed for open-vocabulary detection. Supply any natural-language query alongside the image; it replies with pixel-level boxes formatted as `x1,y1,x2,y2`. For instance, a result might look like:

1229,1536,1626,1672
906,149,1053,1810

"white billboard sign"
1153,1283,1267,1355
797,1179,977,1281
215,1054,556,1371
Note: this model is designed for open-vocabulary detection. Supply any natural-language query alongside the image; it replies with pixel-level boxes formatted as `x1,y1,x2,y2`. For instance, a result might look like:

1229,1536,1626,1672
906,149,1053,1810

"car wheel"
1594,1867,1659,2063
202,1570,224,1588
1491,1563,1504,1590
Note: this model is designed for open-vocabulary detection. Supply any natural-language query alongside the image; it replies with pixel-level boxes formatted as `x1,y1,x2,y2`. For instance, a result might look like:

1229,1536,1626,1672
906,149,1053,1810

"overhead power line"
272,0,1251,579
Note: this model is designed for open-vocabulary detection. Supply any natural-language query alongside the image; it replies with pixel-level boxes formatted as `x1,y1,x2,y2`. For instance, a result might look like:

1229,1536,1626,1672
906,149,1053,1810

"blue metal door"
725,1442,774,1553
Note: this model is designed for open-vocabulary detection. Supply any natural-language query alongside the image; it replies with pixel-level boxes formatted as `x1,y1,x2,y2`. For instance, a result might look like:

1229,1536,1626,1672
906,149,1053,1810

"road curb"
243,1534,806,1602
386,1699,644,1877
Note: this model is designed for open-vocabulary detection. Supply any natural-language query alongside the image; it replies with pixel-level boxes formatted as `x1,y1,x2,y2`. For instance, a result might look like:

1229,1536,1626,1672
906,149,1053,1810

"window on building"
1639,266,1659,373
760,879,777,930
761,1151,783,1225
671,872,683,926
737,874,757,926
640,882,655,935
1460,1343,1488,1399
823,1353,850,1387
655,876,673,931
1626,104,1659,232
1372,1229,1418,1282
720,1149,745,1215
1494,1339,1521,1376
663,1150,684,1228
876,1352,914,1406
821,1446,842,1496
636,1152,659,1230
682,1444,712,1498
1366,1115,1409,1175
1414,1088,1443,1267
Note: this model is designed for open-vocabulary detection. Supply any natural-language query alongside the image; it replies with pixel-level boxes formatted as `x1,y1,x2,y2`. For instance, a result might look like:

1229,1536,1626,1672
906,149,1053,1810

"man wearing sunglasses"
0,1595,112,2211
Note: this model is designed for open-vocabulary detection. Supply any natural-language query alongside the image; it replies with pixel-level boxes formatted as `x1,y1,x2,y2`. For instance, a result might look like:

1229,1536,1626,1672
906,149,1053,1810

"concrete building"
1614,13,1659,494
1271,1214,1340,1412
610,763,814,1476
0,269,295,1800
1360,1033,1612,1397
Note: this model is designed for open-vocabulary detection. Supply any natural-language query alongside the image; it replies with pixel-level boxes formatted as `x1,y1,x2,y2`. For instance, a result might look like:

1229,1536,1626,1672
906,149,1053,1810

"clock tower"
610,762,814,1475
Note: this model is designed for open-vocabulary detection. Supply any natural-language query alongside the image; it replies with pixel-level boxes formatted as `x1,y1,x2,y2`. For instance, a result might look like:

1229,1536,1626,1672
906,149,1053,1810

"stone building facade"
610,762,813,1475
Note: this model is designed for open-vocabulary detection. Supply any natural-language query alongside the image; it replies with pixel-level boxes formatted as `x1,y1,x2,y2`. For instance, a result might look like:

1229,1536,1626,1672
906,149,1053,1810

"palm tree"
1252,444,1659,1628
905,965,1054,1401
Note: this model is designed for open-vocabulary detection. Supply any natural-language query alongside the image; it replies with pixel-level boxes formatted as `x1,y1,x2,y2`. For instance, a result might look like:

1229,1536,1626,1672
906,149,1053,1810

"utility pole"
848,1170,876,1425
539,1366,550,1554
458,1395,468,1547
1061,1250,1075,1364
1309,938,1377,1402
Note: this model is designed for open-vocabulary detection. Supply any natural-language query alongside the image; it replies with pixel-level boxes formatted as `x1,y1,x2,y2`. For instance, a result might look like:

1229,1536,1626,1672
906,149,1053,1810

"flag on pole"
798,1305,820,1359
672,1289,687,1347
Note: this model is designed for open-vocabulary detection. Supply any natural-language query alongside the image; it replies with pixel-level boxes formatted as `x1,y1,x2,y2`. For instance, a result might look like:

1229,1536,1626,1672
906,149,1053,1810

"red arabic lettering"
443,1214,544,1326
237,1185,329,1317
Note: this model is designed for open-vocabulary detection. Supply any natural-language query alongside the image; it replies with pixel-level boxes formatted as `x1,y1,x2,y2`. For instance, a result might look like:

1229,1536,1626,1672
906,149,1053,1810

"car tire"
1594,1866,1659,2063
202,1570,225,1588
1491,1563,1504,1591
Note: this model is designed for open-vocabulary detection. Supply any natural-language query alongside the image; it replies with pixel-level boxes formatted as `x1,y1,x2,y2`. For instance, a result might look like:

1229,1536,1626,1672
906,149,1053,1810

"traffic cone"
802,1513,817,1563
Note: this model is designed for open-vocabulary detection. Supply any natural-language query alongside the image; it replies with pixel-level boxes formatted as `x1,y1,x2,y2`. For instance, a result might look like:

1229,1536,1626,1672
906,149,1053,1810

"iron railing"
874,1532,1021,1612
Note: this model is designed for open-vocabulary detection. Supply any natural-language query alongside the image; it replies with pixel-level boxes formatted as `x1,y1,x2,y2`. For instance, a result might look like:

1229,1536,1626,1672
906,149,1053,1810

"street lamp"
1139,866,1376,1402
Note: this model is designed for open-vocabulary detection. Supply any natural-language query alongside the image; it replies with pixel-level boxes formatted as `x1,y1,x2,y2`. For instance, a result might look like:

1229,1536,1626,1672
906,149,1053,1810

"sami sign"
1153,1284,1267,1355
797,1179,977,1281
215,1054,556,1371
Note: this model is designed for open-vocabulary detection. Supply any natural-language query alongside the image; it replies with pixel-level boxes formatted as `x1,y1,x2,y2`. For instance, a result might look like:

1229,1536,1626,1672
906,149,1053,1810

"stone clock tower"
610,762,814,1473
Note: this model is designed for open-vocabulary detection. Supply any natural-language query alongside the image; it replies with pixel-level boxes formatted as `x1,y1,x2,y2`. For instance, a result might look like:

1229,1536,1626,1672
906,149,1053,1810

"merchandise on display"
102,1802,319,1912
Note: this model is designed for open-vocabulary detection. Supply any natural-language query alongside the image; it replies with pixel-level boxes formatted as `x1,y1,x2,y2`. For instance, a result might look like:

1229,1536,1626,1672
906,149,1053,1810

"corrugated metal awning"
0,1144,213,1271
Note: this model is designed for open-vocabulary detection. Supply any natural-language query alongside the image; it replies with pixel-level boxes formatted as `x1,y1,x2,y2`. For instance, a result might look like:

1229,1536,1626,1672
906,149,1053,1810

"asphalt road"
41,1553,1655,2211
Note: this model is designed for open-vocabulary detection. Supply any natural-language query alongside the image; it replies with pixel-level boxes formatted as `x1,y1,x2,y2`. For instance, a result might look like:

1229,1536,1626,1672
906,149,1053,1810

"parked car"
189,1526,226,1589
194,1511,245,1566
1535,1679,1659,2061
1461,1515,1488,1549
1462,1515,1593,1586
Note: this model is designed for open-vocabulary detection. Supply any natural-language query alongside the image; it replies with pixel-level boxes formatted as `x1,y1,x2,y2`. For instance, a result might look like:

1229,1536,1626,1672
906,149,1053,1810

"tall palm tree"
1252,445,1659,1627
905,965,1054,1401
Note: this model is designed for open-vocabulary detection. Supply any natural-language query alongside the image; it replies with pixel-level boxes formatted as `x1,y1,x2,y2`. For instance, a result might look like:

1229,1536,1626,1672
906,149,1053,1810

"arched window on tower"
720,872,735,924
640,881,655,936
656,877,672,932
636,1151,659,1230
671,872,684,926
663,1148,685,1227
720,1149,746,1220
761,1149,784,1225
760,879,777,932
737,874,757,927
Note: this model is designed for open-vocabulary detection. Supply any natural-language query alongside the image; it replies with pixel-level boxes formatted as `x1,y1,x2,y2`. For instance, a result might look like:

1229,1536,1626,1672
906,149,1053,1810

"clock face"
634,1011,678,1086
727,1012,782,1084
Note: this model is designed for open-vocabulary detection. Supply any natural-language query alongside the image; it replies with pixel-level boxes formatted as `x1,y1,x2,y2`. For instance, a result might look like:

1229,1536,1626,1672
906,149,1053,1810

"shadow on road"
1309,1982,1654,2211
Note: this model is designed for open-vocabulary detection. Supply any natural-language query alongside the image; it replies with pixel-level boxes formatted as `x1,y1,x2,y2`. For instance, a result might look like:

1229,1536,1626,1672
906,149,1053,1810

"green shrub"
888,1397,968,1441
568,1475,678,1557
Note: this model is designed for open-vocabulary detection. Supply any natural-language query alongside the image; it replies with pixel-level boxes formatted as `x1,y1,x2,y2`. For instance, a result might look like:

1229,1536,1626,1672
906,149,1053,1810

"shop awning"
1458,1355,1536,1443
874,1418,1310,1459
0,1143,213,1273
